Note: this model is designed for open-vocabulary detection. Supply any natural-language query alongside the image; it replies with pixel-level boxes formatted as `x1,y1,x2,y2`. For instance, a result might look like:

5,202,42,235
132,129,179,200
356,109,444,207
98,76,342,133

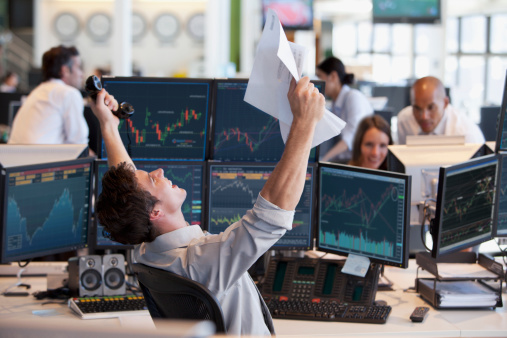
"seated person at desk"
0,71,19,93
397,76,485,144
316,56,373,162
91,77,324,336
8,45,89,147
348,115,392,170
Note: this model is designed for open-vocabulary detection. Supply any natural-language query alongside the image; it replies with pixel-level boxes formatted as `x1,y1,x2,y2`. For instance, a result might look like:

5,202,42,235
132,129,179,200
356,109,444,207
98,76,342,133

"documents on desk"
418,279,499,308
244,8,346,148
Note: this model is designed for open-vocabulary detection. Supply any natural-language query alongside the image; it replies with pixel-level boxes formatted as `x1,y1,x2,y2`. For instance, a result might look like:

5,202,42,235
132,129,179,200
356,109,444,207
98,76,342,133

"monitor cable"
421,199,436,252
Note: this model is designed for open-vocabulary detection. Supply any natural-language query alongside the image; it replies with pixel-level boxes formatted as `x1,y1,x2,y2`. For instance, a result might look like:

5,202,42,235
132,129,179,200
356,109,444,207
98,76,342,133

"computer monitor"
388,142,484,225
431,155,498,258
0,158,94,263
210,79,322,162
496,152,507,237
206,162,316,250
101,76,212,161
7,100,22,127
93,160,206,250
494,70,507,152
317,163,411,268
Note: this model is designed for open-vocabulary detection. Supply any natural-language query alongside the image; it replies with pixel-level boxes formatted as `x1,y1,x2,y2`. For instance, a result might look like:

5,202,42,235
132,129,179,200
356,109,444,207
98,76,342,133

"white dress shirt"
397,104,485,145
319,85,373,161
134,194,294,336
8,79,88,145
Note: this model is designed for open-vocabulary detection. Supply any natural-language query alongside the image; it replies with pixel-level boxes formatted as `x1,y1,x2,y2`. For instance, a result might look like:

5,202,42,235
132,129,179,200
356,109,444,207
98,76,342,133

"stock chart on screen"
102,77,211,161
433,156,498,256
211,80,320,162
2,160,92,262
318,164,410,267
207,163,315,249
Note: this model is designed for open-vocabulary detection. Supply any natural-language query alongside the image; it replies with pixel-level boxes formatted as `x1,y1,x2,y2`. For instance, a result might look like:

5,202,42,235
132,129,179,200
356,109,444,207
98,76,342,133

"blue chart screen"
318,167,406,265
102,80,210,161
208,164,314,249
4,163,91,260
439,160,497,253
95,162,204,247
212,81,318,162
497,155,507,236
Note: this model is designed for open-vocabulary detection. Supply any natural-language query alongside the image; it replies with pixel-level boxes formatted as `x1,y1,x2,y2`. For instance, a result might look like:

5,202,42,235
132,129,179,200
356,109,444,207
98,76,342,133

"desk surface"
0,259,506,337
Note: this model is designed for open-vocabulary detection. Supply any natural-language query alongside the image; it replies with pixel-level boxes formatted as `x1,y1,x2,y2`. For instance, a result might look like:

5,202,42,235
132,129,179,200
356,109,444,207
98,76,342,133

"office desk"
0,260,506,337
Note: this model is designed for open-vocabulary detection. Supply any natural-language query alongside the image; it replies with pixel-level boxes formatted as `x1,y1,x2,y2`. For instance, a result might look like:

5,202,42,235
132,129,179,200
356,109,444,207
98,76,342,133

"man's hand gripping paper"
245,9,346,148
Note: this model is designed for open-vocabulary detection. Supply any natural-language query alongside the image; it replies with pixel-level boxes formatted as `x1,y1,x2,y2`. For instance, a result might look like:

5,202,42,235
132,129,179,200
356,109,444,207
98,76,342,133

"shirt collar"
144,224,204,253
334,84,351,108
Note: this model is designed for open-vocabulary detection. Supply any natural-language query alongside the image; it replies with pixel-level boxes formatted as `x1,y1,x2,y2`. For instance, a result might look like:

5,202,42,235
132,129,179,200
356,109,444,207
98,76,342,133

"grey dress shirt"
134,194,294,336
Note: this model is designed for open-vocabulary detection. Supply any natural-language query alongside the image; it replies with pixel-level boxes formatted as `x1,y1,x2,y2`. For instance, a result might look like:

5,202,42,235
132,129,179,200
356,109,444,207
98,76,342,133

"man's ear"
149,208,164,221
443,96,450,109
60,64,70,80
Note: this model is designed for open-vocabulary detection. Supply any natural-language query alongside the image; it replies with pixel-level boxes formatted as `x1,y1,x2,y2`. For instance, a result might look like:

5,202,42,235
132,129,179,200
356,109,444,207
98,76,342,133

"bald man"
397,76,484,144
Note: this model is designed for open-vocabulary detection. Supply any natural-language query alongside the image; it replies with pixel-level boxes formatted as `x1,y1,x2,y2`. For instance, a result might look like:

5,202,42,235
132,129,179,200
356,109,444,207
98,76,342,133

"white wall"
34,0,206,78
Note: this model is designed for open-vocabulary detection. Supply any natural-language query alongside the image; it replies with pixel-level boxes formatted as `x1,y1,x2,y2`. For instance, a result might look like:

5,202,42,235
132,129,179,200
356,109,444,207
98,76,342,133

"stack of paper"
419,279,499,308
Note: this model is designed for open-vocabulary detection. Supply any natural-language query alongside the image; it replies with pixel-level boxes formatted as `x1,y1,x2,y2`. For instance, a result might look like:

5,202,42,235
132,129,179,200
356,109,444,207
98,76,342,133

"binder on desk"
417,279,499,308
415,252,504,309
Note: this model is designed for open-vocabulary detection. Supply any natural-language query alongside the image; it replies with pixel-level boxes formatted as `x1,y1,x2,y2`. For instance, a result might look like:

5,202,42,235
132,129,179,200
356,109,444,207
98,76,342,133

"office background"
0,0,506,126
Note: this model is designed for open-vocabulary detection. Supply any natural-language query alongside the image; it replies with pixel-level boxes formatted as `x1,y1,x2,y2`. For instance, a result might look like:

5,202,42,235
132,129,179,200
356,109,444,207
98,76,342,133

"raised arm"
89,89,134,168
260,77,325,211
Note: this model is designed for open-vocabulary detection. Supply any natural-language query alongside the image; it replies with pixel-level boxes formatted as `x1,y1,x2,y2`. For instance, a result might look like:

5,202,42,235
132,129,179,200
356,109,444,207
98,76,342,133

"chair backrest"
132,263,227,333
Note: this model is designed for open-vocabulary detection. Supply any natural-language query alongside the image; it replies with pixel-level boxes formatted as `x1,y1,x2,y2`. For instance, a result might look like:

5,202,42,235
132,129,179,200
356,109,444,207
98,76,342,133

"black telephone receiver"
85,75,134,119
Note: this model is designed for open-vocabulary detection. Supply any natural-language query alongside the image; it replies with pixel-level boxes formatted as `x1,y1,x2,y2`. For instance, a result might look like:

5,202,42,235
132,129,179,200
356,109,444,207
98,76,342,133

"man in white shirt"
397,76,484,144
91,77,325,335
8,45,88,146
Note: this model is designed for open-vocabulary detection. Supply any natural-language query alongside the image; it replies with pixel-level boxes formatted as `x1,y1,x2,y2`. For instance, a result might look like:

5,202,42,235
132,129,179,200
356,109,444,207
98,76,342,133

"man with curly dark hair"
90,76,324,336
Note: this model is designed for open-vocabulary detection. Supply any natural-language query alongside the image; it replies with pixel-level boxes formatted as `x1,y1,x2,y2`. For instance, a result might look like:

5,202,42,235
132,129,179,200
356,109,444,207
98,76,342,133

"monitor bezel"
316,162,412,268
0,157,94,263
92,159,207,250
494,70,507,153
431,154,499,258
372,0,441,24
99,76,213,161
495,152,507,237
261,0,314,31
209,78,322,163
205,161,317,250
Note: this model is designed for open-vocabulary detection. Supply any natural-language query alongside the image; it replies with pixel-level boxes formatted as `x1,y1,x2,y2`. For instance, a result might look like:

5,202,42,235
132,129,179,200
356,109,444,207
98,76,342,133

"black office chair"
132,263,227,334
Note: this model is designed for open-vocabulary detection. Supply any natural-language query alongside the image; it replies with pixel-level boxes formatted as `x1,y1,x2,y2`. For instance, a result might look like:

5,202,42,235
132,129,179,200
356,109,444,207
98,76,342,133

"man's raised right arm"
89,89,134,168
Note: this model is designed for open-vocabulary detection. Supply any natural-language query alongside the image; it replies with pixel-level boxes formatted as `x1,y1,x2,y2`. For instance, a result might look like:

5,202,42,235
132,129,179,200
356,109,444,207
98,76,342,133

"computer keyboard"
266,298,391,324
68,295,150,319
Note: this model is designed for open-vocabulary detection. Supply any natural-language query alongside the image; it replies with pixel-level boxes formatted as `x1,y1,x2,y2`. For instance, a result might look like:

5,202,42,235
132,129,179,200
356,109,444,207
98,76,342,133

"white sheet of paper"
244,9,345,148
342,254,370,277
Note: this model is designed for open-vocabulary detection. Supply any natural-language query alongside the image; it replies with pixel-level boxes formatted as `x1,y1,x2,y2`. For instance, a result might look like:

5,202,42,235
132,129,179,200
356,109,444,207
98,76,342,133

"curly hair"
349,115,393,170
96,162,160,245
42,45,79,81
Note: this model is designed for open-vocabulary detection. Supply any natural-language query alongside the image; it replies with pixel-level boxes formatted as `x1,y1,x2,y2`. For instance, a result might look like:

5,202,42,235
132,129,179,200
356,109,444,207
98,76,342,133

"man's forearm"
100,121,134,168
260,119,316,211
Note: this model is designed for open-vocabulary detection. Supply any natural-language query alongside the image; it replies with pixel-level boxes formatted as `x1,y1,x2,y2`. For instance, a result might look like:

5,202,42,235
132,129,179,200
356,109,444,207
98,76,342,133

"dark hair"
96,162,160,245
317,56,354,85
41,45,79,81
349,115,393,170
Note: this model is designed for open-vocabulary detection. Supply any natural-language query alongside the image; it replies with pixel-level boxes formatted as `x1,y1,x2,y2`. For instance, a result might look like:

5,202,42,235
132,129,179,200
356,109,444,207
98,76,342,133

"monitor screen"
372,0,441,24
93,160,205,249
0,158,93,263
317,163,411,268
496,152,507,237
207,162,315,250
262,0,314,30
494,70,507,152
101,77,212,161
431,155,498,258
210,79,322,162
